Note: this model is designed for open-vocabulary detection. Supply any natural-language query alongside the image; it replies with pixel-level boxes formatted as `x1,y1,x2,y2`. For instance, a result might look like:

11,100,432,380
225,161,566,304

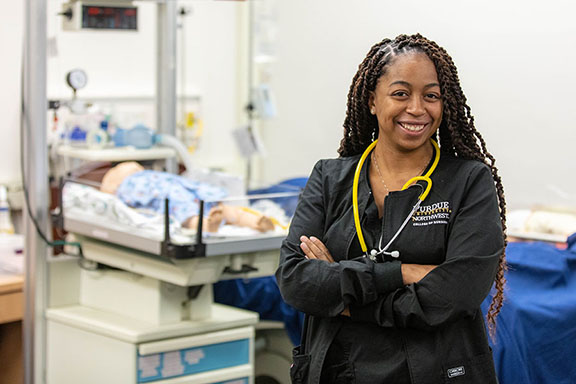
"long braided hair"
338,34,507,336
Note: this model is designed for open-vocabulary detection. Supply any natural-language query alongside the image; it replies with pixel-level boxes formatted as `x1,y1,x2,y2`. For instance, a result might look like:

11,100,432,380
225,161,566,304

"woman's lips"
398,122,428,132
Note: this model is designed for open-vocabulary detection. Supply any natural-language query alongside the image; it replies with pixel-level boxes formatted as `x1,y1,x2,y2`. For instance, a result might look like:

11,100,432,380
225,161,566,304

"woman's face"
369,52,443,153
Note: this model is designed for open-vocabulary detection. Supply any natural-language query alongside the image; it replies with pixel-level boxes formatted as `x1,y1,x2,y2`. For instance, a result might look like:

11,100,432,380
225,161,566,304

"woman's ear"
368,92,376,115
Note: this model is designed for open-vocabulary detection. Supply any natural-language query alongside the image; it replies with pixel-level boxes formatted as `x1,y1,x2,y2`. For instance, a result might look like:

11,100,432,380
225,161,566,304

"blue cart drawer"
137,327,253,383
214,378,248,384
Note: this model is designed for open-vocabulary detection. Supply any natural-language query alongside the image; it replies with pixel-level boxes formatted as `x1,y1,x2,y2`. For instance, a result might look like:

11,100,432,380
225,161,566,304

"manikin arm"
184,204,274,233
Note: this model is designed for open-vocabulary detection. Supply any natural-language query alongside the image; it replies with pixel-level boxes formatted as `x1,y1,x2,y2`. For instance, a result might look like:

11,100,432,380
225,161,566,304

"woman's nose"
406,96,425,116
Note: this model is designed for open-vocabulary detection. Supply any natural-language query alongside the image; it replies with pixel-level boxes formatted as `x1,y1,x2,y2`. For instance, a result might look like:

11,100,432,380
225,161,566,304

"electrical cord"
19,55,88,268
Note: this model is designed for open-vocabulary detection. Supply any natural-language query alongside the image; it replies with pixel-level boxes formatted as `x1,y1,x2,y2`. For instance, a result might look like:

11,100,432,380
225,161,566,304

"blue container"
68,126,87,145
127,124,155,149
113,125,155,149
112,128,128,147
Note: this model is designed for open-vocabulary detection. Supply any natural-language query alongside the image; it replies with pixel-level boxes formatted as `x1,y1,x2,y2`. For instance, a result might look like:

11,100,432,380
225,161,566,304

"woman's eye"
392,91,408,97
426,93,441,100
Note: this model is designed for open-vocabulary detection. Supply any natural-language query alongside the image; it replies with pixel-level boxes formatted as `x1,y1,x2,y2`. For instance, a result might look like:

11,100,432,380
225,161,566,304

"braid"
339,34,507,338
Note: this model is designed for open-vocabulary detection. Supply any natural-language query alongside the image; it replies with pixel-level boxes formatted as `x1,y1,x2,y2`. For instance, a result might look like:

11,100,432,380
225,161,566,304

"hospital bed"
46,181,298,384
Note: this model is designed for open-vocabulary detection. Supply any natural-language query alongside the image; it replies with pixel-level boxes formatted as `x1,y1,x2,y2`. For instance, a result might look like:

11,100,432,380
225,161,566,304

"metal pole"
23,0,49,382
245,0,255,189
156,0,178,174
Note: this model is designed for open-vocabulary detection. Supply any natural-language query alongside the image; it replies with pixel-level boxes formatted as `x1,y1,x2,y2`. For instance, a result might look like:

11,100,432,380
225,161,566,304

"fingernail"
300,236,306,242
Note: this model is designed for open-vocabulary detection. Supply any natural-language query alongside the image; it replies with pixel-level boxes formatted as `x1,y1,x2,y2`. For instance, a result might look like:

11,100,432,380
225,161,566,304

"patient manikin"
100,162,274,233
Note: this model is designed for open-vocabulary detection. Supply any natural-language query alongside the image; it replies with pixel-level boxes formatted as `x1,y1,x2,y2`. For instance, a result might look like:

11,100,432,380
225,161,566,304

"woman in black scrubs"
276,34,507,384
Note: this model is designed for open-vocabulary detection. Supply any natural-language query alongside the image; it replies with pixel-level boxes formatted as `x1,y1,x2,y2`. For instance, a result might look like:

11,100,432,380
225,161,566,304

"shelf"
46,304,258,344
57,145,176,162
47,92,202,104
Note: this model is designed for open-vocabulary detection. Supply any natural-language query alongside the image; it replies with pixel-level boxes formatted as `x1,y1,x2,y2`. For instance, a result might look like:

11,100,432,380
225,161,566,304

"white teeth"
401,123,425,132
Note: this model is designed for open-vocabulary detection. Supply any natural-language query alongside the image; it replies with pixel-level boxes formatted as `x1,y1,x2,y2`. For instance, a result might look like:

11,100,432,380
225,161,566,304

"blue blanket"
213,276,304,345
481,241,576,384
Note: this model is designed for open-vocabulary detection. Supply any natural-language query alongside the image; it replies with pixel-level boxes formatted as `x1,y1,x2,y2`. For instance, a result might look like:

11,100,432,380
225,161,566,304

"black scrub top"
321,159,411,384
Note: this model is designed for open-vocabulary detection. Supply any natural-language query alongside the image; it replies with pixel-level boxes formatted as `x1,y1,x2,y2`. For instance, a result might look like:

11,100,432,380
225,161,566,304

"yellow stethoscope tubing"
401,139,440,201
352,138,440,253
352,140,378,254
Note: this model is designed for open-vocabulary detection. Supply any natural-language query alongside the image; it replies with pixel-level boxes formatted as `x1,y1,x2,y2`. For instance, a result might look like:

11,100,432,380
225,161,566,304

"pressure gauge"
66,69,88,92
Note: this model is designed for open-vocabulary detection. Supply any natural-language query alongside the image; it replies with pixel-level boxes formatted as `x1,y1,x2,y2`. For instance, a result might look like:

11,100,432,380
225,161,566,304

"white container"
0,185,14,235
0,233,25,274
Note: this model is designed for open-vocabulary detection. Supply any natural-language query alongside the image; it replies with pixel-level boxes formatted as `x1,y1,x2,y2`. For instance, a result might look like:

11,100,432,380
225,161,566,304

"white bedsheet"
63,182,177,233
63,183,289,239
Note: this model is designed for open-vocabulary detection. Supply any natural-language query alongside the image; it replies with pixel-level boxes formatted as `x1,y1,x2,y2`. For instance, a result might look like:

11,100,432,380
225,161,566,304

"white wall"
0,1,24,185
259,0,576,209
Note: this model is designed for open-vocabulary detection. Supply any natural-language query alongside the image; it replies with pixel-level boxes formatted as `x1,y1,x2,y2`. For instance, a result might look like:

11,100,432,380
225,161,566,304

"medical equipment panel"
61,1,138,31
137,327,252,383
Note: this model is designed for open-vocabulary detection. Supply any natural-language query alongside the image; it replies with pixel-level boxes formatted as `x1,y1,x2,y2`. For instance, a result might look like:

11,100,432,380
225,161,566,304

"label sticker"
447,366,465,378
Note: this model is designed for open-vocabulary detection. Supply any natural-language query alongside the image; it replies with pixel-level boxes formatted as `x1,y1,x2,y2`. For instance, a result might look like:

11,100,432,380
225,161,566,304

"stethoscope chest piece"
369,248,400,262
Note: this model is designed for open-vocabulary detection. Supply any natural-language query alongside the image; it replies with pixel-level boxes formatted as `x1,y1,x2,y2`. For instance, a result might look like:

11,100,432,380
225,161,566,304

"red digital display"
81,5,138,30
87,7,100,16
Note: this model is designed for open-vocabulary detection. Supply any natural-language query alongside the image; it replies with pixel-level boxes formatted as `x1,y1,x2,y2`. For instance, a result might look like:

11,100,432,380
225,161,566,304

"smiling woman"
276,34,507,384
369,52,443,156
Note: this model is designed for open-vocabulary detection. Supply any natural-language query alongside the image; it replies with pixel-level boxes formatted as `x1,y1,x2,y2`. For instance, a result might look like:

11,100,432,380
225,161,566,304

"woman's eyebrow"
388,81,440,88
389,80,411,87
424,82,441,89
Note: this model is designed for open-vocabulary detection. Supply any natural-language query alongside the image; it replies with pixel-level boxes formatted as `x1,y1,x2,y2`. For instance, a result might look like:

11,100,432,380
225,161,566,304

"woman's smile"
397,121,429,133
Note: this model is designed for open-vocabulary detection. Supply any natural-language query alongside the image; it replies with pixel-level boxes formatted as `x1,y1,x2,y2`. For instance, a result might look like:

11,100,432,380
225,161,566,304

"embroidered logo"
447,366,465,378
412,201,451,227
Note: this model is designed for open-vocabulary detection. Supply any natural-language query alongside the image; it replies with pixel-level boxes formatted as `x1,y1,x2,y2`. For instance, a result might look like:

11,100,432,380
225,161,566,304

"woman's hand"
401,264,437,285
299,236,351,316
299,236,334,263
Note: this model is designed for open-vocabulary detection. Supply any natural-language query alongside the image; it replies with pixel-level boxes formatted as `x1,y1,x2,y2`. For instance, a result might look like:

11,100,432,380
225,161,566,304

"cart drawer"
147,364,250,384
0,291,23,324
138,327,252,383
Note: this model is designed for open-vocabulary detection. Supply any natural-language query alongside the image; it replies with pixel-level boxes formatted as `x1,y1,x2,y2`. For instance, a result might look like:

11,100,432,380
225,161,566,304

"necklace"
372,151,428,193
372,153,390,192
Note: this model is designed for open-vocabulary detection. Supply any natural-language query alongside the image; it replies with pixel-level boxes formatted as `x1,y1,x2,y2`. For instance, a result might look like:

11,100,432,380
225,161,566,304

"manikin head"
100,161,144,194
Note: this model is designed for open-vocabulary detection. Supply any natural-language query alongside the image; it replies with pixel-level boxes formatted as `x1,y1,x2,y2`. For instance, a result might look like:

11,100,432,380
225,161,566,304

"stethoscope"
352,138,440,262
